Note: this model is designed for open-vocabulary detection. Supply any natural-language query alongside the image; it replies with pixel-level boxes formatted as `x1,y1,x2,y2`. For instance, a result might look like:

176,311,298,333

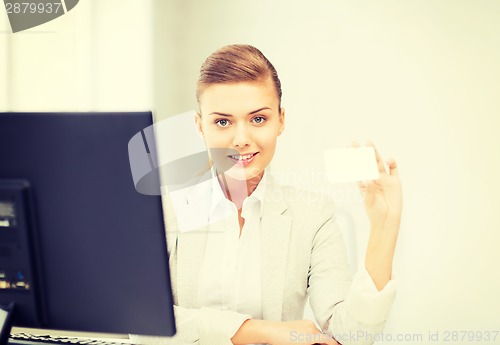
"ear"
194,112,204,139
278,107,285,136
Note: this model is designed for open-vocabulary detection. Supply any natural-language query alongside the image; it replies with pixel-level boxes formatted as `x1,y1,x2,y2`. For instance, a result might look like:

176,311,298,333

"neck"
216,171,264,209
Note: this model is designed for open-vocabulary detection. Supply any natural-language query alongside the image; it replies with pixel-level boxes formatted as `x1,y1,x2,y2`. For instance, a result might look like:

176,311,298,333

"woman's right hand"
232,319,339,345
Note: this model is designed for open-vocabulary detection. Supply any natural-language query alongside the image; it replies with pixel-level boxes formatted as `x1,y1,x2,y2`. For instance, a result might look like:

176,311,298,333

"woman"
135,44,402,345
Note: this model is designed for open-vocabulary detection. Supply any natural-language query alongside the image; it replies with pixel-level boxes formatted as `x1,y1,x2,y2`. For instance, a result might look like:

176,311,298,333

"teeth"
231,153,254,160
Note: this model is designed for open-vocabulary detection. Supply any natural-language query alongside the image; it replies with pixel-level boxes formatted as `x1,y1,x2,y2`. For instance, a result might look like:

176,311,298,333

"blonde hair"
196,44,282,109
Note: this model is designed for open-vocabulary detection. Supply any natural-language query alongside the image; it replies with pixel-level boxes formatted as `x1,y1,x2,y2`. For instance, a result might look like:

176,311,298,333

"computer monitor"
0,112,176,340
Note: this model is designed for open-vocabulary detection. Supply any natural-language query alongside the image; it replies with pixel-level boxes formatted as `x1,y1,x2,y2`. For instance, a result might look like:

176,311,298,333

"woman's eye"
253,116,266,124
215,119,230,127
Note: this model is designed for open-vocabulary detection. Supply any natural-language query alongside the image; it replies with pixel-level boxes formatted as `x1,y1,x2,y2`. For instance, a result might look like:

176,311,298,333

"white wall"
0,8,10,110
1,0,153,112
153,0,500,343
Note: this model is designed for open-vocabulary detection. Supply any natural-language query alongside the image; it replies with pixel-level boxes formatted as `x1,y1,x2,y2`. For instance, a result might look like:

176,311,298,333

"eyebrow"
208,107,272,117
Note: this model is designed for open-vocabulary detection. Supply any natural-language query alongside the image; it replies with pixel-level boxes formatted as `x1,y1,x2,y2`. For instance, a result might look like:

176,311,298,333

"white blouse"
197,171,267,320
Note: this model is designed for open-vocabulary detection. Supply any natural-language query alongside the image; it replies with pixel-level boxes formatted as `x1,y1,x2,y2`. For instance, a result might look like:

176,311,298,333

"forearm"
233,319,340,345
231,319,270,345
365,215,401,291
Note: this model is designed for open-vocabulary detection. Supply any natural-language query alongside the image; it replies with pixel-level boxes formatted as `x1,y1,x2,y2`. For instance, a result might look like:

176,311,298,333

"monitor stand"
0,303,15,345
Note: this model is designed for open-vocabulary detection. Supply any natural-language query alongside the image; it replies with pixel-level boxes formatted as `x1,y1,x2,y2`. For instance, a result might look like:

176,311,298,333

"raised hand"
352,141,402,229
352,140,403,291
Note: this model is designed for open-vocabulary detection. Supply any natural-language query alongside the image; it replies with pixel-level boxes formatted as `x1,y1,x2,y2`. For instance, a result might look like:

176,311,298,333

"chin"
225,166,264,181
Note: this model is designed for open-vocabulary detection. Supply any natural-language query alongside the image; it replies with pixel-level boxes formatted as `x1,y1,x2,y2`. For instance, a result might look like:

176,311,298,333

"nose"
232,122,251,148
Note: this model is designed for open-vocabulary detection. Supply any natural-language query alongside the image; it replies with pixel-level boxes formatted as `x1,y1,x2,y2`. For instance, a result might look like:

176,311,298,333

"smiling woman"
195,45,284,186
132,44,402,345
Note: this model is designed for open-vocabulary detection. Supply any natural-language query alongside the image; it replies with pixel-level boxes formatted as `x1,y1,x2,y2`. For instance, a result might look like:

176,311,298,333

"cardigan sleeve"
307,199,397,345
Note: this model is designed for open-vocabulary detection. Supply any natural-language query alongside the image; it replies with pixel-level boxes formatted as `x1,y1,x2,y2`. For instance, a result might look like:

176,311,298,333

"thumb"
387,158,398,176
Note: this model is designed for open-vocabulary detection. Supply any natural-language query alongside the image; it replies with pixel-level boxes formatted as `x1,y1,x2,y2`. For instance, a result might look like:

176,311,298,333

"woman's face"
195,79,285,181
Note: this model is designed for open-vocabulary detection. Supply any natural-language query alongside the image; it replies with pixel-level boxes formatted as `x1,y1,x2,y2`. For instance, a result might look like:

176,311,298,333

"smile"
228,152,258,165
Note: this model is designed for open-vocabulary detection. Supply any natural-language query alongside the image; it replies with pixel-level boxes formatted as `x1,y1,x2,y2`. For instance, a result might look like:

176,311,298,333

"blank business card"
323,147,380,184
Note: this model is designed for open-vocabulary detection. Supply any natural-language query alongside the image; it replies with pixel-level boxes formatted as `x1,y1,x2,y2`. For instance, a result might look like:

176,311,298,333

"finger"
366,140,386,174
357,180,367,191
387,158,399,177
351,140,360,148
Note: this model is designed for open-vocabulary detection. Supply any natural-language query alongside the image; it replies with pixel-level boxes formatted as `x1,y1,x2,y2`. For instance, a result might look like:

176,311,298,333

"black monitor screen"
0,112,176,337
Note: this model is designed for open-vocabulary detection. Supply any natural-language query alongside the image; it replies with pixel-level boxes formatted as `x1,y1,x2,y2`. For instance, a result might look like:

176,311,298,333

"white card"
323,147,380,184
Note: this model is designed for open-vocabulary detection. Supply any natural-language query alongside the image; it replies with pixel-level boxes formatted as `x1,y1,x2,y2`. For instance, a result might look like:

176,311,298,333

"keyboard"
9,333,136,345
